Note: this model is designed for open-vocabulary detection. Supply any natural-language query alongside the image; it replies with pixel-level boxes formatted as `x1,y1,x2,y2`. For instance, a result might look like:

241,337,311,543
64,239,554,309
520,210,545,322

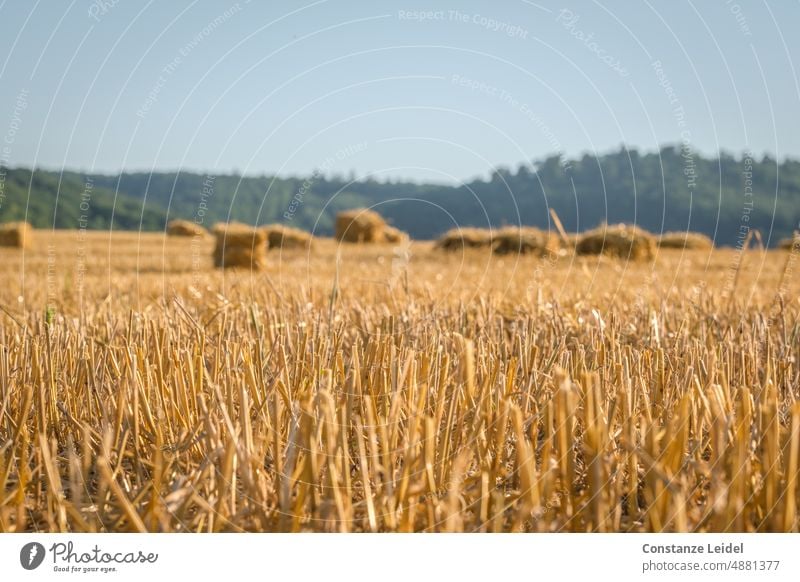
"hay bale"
167,219,207,237
262,224,313,250
212,223,267,269
434,227,494,251
658,231,713,250
335,208,387,243
383,225,408,244
0,221,33,248
492,227,559,256
575,224,655,260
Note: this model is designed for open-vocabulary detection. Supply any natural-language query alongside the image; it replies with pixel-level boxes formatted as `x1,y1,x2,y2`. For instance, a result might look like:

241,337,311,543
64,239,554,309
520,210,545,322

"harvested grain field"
0,230,799,532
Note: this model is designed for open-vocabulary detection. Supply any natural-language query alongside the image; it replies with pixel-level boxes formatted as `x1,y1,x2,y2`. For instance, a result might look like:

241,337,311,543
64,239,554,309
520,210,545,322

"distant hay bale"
658,231,713,250
262,224,313,250
335,208,406,243
167,219,207,237
492,227,559,256
778,232,800,251
0,221,33,248
335,208,385,243
576,224,656,260
212,223,267,269
434,227,494,251
383,225,408,244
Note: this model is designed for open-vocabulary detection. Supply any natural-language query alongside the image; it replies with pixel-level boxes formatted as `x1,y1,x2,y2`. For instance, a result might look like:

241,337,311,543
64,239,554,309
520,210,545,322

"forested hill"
1,146,798,246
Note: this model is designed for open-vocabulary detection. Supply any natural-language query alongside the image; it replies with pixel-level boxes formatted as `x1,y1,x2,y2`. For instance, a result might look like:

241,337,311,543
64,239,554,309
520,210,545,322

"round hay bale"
212,223,267,269
434,227,494,251
167,219,207,237
262,224,313,250
335,208,387,243
657,231,713,250
778,232,800,251
575,224,655,260
0,221,33,249
492,227,559,256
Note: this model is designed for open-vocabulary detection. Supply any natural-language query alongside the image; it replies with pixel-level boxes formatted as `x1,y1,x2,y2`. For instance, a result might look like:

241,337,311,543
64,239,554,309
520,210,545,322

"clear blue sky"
0,0,798,183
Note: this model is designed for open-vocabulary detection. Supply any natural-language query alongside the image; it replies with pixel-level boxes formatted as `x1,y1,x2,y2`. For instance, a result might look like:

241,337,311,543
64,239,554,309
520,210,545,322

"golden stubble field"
0,230,798,532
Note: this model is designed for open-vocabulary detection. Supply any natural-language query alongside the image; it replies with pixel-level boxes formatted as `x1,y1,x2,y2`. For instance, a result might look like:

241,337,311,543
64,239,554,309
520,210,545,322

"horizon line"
4,143,796,185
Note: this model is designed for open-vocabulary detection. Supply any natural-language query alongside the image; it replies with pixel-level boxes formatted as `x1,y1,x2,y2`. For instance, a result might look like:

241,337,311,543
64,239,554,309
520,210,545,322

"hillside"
0,168,165,231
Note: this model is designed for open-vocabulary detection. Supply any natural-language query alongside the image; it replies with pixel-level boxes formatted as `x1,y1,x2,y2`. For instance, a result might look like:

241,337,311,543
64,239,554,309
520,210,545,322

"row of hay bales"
207,222,321,269
168,215,800,267
3,215,795,271
168,219,314,246
210,223,323,269
169,208,409,269
434,224,723,259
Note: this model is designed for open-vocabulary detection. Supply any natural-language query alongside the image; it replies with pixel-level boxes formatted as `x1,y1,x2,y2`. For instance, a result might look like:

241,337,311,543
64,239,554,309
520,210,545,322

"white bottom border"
2,533,798,581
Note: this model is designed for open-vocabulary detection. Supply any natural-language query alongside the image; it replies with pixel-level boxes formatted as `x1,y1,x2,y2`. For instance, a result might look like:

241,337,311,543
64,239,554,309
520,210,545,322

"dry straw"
576,223,656,260
166,219,207,237
212,222,267,269
2,229,800,533
262,224,313,250
658,231,714,250
0,221,33,249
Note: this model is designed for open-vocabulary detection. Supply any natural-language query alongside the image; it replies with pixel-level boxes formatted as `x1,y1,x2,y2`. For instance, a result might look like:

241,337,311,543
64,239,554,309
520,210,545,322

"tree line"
1,146,797,246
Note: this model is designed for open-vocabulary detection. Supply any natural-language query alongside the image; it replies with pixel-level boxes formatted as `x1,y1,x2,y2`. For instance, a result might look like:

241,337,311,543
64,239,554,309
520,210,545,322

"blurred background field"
0,229,794,316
